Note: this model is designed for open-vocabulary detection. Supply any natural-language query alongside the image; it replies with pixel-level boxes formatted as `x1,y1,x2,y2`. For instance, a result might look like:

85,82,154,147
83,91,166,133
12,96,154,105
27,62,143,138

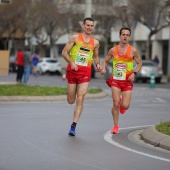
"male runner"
101,27,142,134
62,17,101,136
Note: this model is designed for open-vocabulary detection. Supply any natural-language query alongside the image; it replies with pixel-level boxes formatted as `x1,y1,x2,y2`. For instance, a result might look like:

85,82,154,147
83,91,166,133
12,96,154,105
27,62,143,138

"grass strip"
155,121,170,136
0,84,102,96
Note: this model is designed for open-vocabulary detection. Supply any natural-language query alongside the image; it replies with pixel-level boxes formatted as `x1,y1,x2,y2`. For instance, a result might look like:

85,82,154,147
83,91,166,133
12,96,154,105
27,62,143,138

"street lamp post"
84,0,92,18
168,19,170,81
79,0,97,27
165,0,170,81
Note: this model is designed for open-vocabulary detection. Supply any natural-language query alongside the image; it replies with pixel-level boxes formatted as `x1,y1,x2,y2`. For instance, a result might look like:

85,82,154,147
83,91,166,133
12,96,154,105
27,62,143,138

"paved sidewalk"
0,91,107,102
141,126,170,151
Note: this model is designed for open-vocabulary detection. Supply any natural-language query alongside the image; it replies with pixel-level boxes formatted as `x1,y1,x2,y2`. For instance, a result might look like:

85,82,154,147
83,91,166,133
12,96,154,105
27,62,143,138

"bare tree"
27,0,82,57
128,0,169,59
92,1,118,56
0,0,31,50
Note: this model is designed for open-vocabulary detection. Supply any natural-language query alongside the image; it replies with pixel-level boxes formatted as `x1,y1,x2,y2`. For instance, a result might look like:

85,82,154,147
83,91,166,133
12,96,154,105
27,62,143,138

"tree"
0,0,31,50
91,0,118,56
28,0,83,57
128,0,169,59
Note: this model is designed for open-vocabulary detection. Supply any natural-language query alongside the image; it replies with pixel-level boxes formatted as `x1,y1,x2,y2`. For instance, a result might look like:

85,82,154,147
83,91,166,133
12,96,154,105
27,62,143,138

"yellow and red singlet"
112,45,134,81
67,33,95,75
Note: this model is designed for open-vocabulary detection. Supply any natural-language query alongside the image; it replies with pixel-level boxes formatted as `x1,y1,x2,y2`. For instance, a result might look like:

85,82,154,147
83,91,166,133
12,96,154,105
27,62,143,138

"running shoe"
68,125,76,136
119,97,126,114
111,125,119,134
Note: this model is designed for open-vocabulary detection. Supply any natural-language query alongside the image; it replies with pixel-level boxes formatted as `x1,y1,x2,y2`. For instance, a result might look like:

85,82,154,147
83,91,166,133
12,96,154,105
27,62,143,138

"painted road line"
104,125,170,163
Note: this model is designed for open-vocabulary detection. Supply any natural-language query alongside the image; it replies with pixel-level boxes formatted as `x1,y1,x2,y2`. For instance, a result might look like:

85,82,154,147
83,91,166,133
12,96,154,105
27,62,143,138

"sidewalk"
0,91,107,102
141,126,170,151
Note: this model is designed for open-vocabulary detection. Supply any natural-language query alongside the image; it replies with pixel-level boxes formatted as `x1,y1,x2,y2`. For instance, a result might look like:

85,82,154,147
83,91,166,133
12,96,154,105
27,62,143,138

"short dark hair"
83,17,94,24
119,27,131,36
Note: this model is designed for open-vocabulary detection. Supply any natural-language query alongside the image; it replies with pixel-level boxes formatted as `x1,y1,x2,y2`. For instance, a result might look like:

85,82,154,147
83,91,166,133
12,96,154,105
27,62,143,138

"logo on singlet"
115,63,127,69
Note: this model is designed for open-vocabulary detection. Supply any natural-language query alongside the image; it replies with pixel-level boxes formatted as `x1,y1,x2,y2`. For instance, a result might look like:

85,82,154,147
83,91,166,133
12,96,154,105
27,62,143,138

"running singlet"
112,45,134,81
67,33,95,75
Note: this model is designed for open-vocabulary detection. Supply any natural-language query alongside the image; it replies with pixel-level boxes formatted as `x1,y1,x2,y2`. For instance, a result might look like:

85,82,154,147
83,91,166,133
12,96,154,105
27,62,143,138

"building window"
0,0,11,4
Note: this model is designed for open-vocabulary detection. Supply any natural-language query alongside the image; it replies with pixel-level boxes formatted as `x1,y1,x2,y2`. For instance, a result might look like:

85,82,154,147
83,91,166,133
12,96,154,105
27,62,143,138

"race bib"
113,68,126,80
75,52,90,66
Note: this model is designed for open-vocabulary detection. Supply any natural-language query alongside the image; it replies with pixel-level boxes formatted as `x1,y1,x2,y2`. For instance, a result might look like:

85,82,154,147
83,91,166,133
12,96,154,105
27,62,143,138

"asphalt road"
0,73,170,170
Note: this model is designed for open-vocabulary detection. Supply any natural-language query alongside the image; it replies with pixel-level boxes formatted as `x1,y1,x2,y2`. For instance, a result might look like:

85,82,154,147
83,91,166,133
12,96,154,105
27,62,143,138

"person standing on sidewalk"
16,48,24,83
62,17,101,136
23,47,32,84
31,51,40,76
101,27,142,134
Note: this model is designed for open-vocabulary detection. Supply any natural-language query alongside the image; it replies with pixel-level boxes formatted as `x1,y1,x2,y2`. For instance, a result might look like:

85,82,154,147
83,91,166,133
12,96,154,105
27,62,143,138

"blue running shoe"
68,125,76,136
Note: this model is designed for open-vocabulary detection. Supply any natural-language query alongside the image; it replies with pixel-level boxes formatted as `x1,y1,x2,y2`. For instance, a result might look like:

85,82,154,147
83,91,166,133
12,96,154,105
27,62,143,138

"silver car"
104,60,163,83
135,60,163,83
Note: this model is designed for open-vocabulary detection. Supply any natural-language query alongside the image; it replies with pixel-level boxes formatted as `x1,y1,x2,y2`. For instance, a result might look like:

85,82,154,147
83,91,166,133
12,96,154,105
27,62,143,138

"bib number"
113,68,126,80
75,52,90,66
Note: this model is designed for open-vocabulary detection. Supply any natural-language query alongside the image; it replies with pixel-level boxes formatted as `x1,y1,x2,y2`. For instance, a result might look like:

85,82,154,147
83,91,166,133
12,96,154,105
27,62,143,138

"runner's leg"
67,83,77,104
73,82,89,123
121,90,132,110
111,86,121,126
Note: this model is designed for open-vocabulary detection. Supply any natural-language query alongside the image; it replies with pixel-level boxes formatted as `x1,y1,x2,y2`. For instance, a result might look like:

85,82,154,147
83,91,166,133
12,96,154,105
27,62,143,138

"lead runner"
101,27,142,134
62,17,102,136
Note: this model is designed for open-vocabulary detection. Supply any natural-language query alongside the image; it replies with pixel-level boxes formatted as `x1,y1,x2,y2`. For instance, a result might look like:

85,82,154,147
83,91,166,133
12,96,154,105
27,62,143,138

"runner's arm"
128,48,142,82
100,48,114,75
133,49,142,73
62,35,78,70
93,40,101,71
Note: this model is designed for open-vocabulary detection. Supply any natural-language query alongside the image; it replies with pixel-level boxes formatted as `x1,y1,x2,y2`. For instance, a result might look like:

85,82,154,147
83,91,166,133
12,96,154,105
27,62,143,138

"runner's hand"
96,64,102,71
70,62,78,71
128,73,135,82
100,68,106,75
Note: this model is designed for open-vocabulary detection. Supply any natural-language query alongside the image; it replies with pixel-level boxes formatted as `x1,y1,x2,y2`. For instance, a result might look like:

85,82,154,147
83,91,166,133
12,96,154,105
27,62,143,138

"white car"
37,57,62,75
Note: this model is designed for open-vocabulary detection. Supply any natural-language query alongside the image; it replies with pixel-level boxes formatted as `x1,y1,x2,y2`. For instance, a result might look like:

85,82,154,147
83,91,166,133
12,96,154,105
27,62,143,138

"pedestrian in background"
153,55,159,65
16,48,24,83
62,17,102,136
31,51,40,76
23,47,32,84
101,27,142,134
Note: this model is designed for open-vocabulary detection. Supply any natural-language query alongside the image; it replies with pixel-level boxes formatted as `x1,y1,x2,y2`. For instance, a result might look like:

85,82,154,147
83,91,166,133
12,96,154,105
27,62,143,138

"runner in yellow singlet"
101,27,142,134
62,17,102,136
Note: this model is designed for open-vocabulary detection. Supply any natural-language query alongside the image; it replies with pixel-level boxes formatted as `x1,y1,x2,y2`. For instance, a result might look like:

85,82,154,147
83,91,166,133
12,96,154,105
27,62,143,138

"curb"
141,126,170,151
0,91,108,102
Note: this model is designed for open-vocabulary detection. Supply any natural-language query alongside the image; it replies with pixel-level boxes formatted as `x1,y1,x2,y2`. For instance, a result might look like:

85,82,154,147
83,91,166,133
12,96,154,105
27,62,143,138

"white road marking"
155,97,167,103
104,125,170,163
120,125,153,130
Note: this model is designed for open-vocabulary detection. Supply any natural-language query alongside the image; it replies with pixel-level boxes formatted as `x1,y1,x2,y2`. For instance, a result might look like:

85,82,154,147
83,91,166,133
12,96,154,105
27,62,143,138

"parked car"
135,60,163,83
104,60,163,83
9,55,17,72
36,57,62,75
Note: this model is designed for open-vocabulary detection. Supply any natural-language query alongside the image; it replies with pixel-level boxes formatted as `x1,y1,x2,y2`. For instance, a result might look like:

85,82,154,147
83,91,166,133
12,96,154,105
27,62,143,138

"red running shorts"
66,71,91,84
106,77,133,92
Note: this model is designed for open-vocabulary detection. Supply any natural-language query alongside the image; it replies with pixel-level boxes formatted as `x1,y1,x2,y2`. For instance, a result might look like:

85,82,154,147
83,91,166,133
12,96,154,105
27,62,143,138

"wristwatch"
134,71,137,75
